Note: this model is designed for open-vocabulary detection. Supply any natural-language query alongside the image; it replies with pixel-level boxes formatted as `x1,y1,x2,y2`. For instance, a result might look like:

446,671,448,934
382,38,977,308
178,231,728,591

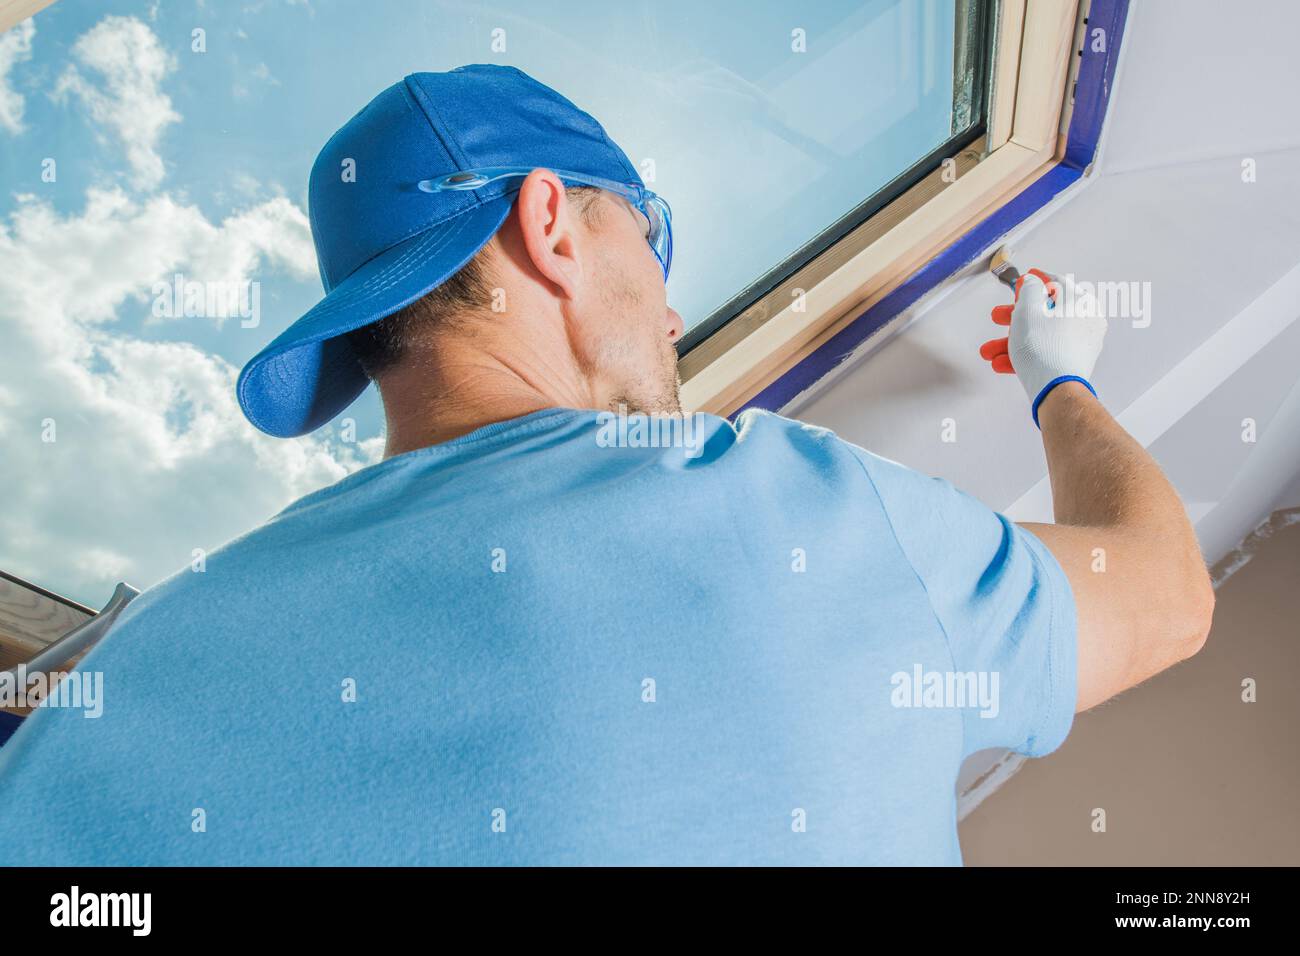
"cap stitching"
403,74,476,191
323,190,507,296
305,210,475,319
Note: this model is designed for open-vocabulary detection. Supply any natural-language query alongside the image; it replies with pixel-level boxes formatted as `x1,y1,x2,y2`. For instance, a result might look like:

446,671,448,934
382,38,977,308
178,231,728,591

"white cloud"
0,17,35,134
231,172,263,198
0,188,381,606
75,546,134,582
251,62,279,85
55,16,181,190
233,62,281,100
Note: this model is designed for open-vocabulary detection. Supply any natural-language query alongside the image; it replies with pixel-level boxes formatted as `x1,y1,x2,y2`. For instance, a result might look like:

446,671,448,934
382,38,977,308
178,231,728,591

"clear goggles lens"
641,192,672,282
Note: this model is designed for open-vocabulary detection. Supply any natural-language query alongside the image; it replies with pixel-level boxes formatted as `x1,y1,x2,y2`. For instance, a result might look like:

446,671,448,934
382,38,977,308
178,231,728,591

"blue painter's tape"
739,0,1131,417
1064,0,1131,172
0,710,22,749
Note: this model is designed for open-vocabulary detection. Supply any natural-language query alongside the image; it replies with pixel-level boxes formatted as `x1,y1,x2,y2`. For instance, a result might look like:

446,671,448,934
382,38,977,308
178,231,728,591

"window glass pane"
598,0,985,332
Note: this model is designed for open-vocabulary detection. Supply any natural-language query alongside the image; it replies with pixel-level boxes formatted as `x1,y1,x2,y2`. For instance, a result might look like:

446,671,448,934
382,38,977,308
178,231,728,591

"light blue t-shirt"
0,408,1076,865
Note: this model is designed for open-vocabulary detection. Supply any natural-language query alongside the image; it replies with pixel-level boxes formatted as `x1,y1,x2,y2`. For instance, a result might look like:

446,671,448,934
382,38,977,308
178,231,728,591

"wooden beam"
0,573,93,715
0,0,56,34
0,572,92,655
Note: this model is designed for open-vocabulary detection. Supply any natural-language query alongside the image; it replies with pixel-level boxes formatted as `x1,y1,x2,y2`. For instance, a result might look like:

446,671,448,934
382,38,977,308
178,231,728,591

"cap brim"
237,195,514,438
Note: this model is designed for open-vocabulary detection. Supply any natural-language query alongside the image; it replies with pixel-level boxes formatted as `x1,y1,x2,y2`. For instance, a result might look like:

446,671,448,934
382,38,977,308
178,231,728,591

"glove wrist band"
1031,375,1098,429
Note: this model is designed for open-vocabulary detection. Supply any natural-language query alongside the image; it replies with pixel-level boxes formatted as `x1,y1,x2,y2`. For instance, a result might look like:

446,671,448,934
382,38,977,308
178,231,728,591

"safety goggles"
419,166,673,282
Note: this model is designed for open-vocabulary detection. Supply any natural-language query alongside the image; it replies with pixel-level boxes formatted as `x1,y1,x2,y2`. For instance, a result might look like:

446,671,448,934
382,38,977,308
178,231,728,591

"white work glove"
980,269,1107,427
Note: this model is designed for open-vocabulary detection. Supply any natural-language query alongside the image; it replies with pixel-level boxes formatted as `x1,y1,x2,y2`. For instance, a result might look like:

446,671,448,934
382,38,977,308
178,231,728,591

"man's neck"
377,351,599,458
381,393,558,458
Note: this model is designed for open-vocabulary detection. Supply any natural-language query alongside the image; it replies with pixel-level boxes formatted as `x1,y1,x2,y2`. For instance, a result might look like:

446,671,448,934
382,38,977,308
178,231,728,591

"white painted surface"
1098,0,1300,176
784,0,1300,809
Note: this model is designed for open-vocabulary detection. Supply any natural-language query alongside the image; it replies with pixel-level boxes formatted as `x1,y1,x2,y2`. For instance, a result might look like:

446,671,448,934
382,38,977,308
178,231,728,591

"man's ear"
514,168,581,300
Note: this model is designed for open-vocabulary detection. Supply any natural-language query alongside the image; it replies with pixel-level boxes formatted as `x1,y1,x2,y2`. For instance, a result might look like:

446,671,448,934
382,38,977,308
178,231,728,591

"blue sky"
0,0,954,607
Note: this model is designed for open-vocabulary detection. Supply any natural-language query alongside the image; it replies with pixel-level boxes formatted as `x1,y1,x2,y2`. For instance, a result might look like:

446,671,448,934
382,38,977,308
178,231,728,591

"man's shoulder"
731,407,871,470
732,407,842,447
104,508,324,640
727,408,963,523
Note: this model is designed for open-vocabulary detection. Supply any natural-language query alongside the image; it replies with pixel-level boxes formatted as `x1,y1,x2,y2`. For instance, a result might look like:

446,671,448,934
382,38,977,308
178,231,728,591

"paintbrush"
989,245,1020,291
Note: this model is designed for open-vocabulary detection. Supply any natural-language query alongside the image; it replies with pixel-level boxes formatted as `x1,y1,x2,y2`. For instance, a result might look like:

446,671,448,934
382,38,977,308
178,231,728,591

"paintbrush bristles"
989,245,1020,289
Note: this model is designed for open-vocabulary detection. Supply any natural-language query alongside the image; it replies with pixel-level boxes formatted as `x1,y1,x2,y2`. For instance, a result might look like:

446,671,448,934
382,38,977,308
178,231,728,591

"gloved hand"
979,268,1107,427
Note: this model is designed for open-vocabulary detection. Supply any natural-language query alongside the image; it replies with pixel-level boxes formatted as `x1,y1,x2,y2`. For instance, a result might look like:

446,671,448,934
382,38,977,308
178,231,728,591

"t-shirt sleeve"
848,444,1078,759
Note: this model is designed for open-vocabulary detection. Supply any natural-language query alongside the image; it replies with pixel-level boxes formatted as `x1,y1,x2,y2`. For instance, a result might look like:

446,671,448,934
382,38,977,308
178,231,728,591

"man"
0,65,1212,865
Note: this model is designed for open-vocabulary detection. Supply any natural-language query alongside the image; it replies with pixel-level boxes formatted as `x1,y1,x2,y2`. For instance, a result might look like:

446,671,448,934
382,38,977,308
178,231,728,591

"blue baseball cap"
237,65,641,438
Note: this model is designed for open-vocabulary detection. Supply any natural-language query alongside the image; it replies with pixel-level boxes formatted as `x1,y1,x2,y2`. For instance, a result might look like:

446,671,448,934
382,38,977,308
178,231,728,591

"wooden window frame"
679,0,1084,417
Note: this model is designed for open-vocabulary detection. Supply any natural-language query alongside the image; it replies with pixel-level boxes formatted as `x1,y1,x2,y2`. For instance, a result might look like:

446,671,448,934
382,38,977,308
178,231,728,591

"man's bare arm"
1020,381,1214,712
